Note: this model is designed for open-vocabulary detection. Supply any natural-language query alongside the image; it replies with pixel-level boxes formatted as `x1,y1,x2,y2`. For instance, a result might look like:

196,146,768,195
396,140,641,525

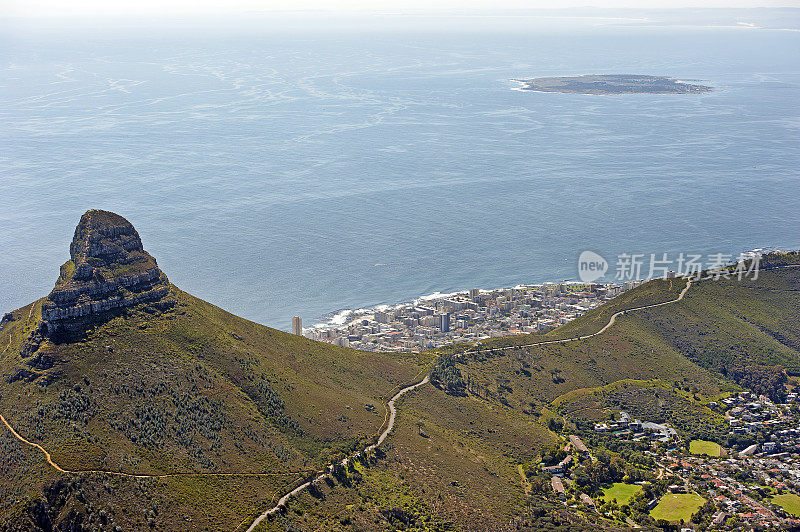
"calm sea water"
2,13,799,330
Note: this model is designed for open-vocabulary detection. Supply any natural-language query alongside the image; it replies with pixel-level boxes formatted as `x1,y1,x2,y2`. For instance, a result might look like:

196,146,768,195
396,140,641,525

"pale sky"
4,0,800,18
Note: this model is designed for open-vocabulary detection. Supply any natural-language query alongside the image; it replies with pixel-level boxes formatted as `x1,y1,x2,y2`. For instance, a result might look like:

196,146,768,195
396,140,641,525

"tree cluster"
430,353,466,396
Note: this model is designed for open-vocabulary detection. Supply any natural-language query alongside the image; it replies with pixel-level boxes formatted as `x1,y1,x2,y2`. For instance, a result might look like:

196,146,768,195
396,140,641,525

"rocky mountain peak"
68,209,146,281
27,210,174,347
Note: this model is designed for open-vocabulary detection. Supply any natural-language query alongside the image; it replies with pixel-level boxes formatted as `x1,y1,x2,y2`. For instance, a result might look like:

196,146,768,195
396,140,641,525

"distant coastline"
513,74,712,95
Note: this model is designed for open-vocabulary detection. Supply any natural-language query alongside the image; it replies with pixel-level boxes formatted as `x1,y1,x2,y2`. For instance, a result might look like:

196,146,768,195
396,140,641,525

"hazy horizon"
3,6,800,36
4,1,800,19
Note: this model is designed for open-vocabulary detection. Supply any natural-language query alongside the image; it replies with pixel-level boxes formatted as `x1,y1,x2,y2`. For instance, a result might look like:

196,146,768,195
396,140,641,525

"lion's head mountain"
20,210,174,356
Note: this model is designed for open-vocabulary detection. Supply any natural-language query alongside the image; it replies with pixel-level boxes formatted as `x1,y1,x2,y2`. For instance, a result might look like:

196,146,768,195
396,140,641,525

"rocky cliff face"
24,210,174,350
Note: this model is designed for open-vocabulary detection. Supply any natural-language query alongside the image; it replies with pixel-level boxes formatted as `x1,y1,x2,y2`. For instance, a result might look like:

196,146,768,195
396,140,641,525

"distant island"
514,74,712,94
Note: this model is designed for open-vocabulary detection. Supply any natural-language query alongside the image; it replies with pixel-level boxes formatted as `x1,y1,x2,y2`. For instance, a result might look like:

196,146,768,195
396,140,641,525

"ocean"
2,11,799,330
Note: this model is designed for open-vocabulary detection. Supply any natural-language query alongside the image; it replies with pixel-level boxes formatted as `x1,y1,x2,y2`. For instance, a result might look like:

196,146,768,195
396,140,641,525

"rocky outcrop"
24,210,174,348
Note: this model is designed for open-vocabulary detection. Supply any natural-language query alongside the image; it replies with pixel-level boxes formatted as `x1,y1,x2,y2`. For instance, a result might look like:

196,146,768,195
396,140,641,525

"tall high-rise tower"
292,316,302,335
438,313,450,333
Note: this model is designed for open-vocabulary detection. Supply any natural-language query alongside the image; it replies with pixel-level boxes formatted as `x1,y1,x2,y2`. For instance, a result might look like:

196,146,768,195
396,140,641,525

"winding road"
243,375,430,532
465,276,694,354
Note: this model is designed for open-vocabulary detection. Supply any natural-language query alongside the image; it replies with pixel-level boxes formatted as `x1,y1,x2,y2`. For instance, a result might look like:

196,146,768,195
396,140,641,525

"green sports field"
689,440,722,457
650,493,705,522
599,483,642,505
771,493,800,517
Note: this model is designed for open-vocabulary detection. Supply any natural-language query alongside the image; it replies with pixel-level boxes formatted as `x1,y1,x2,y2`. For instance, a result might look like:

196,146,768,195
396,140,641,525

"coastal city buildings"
303,280,645,352
291,315,302,335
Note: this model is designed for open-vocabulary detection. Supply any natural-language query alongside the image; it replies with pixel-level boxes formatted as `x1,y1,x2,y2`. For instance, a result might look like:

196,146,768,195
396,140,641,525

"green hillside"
0,210,432,530
0,288,430,530
436,258,800,408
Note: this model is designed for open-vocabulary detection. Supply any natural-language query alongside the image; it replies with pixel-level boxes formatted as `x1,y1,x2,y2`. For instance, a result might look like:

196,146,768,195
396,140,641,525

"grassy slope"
265,262,800,531
445,261,799,414
435,277,723,414
630,267,800,375
0,286,431,530
542,264,799,442
258,384,559,531
551,379,729,443
257,281,708,530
